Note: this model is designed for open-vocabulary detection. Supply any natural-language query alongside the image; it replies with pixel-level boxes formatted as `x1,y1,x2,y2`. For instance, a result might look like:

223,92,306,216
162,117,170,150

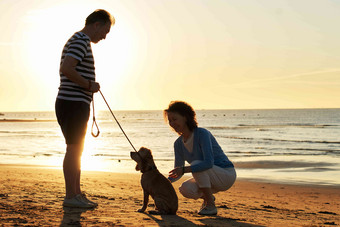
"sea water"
0,109,340,186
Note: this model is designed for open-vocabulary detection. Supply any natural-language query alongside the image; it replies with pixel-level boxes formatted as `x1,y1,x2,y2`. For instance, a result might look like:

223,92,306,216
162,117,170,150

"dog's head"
130,147,156,173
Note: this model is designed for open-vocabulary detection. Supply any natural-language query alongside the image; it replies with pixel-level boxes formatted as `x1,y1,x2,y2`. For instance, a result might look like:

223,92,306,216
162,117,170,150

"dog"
130,147,178,215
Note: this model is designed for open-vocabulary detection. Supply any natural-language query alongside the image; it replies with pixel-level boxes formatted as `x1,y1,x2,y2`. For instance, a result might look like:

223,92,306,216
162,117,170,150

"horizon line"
1,107,340,113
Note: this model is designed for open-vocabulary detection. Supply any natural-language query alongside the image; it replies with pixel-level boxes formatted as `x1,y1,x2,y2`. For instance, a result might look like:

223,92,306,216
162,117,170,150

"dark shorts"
55,99,90,144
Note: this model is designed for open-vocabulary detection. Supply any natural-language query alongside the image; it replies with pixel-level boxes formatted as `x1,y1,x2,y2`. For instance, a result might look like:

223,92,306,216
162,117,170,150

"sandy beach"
0,165,339,226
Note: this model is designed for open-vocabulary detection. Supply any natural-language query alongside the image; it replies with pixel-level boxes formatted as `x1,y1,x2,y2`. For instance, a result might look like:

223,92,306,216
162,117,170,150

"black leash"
92,90,138,153
91,97,100,137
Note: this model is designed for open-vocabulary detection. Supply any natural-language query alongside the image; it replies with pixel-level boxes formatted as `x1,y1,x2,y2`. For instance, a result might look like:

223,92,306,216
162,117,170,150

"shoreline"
0,165,339,226
1,163,339,188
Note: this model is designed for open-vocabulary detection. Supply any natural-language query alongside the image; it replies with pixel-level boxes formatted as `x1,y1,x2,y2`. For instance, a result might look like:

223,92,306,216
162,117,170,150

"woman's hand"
169,167,183,179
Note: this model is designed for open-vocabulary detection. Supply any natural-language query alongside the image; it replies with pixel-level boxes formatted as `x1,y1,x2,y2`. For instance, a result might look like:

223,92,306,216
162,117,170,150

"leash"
91,97,100,137
92,90,138,153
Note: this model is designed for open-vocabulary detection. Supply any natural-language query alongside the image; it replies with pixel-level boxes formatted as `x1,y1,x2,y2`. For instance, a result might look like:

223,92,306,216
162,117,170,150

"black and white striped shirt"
57,32,94,104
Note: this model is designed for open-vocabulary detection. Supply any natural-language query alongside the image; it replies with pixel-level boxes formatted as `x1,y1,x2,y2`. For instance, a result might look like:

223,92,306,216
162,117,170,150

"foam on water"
1,109,340,186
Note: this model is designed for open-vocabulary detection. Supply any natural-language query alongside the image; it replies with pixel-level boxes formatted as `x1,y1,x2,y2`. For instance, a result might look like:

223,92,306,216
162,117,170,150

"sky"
1,0,340,112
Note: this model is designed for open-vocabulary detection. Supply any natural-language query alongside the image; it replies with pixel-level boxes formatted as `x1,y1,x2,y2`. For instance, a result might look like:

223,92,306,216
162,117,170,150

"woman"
164,101,236,215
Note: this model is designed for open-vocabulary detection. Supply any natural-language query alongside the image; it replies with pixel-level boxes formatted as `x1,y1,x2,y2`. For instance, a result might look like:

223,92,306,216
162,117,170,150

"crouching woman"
164,101,236,215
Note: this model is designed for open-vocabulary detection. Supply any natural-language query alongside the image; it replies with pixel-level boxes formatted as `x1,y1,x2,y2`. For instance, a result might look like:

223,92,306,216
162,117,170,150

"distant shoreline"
0,163,339,188
0,119,56,122
1,107,340,114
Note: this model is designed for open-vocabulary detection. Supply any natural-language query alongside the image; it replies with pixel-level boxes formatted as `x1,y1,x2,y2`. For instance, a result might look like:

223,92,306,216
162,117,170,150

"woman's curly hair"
163,101,198,132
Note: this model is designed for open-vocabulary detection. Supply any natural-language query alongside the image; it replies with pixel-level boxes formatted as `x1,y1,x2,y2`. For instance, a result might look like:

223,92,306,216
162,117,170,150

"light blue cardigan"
172,127,234,178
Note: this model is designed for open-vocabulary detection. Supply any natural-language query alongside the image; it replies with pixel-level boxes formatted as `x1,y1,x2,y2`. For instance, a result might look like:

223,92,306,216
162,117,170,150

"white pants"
179,160,237,199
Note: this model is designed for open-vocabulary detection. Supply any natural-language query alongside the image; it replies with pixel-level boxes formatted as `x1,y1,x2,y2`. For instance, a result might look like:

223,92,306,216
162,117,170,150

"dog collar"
142,165,157,173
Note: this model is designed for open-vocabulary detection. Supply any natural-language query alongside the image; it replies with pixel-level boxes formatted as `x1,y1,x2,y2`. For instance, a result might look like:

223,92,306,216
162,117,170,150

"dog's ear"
139,147,152,158
135,163,140,171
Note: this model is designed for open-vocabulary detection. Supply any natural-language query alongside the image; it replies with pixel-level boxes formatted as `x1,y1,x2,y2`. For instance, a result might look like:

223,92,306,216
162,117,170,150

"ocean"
1,108,340,186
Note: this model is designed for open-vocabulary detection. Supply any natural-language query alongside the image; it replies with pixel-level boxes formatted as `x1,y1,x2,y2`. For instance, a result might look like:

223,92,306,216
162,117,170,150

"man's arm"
60,55,100,92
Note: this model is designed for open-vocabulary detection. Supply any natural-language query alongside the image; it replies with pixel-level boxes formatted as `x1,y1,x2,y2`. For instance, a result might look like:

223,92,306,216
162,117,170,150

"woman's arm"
168,140,185,182
190,129,214,173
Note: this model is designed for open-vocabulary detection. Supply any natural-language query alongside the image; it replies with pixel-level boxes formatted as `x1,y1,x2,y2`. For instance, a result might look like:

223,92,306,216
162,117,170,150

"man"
55,9,115,208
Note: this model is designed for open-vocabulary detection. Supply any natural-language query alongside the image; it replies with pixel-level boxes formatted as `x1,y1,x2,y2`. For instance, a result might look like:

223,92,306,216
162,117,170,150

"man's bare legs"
63,142,84,199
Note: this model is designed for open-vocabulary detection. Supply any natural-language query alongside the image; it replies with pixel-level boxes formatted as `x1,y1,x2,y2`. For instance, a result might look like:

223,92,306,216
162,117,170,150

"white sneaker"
200,196,216,211
198,205,217,215
63,194,95,208
81,193,98,207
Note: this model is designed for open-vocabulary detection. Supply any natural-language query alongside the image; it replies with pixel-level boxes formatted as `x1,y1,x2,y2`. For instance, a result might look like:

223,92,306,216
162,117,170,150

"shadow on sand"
60,207,94,226
198,215,265,227
143,212,264,227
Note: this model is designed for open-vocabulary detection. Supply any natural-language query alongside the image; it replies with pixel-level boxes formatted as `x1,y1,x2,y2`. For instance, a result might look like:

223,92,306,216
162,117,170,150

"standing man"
55,9,115,208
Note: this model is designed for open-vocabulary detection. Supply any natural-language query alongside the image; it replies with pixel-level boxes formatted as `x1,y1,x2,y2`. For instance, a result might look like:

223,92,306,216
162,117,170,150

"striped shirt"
57,32,94,104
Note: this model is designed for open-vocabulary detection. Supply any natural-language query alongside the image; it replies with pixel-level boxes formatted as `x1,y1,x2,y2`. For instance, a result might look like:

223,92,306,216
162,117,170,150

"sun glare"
81,133,107,172
24,3,92,79
81,133,134,173
21,1,135,111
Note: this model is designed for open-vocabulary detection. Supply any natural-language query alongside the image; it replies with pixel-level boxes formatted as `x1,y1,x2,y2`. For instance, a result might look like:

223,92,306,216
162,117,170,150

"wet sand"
0,165,339,226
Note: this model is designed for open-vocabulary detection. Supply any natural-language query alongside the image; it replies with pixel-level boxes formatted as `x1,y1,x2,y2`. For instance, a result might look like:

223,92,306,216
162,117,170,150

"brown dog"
130,147,178,215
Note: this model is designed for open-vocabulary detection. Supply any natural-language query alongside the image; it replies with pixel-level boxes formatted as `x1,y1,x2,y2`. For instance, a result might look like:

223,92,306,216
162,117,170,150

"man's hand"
89,81,100,93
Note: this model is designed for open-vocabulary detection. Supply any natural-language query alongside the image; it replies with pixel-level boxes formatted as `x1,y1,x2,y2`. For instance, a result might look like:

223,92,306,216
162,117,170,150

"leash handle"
91,97,100,137
99,90,138,152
